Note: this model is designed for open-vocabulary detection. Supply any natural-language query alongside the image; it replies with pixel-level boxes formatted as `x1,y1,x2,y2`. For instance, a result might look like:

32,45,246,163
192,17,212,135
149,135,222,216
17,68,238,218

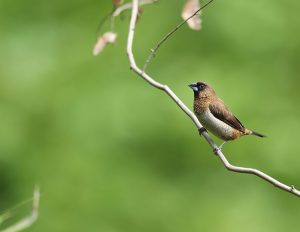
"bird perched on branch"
189,82,265,149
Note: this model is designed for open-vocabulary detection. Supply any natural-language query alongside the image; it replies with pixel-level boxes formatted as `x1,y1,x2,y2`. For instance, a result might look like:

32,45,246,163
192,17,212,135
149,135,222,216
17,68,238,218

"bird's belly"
197,111,235,140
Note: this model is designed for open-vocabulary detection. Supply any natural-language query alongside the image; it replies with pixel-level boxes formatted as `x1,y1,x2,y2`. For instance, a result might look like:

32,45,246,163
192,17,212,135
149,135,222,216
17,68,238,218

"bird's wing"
209,100,245,132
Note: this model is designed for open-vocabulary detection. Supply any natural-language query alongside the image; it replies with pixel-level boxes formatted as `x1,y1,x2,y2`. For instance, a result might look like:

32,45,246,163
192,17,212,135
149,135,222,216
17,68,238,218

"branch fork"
126,0,300,197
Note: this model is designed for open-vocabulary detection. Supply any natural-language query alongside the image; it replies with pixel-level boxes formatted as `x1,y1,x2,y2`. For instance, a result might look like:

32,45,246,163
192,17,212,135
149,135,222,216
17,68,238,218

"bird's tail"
245,129,266,138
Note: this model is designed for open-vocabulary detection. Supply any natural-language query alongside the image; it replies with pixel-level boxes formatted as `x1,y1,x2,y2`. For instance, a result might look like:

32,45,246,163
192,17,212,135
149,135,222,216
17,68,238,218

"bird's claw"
213,147,219,154
213,141,227,154
218,141,226,151
198,127,207,136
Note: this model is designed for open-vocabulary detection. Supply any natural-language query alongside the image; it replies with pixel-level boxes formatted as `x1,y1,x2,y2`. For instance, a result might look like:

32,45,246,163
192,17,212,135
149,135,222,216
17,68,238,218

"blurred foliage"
0,0,300,231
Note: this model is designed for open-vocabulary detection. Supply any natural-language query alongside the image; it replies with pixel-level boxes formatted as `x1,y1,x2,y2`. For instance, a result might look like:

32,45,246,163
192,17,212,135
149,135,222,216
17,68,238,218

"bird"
188,82,265,150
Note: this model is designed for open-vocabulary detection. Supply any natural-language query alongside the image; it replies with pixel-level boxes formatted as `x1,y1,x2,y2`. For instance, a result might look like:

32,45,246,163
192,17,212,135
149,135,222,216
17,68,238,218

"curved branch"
2,186,40,232
127,0,300,197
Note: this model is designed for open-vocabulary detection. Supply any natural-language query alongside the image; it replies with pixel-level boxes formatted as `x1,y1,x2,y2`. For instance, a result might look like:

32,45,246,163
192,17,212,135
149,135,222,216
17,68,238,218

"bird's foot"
198,127,207,136
213,147,219,154
213,141,227,154
218,141,227,150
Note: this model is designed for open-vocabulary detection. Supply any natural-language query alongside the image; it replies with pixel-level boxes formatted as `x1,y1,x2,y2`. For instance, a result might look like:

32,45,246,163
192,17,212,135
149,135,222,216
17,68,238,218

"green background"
1,0,300,231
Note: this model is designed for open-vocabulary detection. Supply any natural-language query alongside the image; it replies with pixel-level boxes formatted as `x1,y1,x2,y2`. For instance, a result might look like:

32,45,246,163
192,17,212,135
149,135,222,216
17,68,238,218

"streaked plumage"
189,82,265,143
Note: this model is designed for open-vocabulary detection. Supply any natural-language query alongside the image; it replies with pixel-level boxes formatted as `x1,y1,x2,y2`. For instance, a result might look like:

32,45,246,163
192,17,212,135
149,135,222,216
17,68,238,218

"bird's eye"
198,84,205,90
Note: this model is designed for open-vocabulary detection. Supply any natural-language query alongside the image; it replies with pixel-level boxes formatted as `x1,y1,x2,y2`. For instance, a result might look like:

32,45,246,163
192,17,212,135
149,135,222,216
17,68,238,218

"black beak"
188,83,198,92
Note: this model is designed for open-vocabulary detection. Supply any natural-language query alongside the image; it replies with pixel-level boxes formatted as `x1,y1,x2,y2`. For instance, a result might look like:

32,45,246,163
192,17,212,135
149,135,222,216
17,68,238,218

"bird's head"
188,82,216,99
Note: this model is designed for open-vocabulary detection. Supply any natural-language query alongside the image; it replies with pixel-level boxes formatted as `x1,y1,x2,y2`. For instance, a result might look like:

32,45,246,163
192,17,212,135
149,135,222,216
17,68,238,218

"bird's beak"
188,83,198,92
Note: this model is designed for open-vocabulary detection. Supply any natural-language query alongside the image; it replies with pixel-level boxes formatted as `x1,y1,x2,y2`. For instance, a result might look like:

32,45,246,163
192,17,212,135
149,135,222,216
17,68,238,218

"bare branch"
143,0,214,72
127,0,300,197
112,0,158,17
2,186,40,232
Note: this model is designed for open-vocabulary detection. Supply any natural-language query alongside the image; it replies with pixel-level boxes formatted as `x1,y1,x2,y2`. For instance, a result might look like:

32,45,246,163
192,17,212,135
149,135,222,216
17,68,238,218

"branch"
109,0,158,35
1,186,40,232
143,0,213,72
127,0,300,197
112,0,158,17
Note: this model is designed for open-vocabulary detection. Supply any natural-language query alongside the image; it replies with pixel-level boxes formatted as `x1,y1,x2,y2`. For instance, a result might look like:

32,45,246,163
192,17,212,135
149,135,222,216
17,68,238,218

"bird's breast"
196,111,238,141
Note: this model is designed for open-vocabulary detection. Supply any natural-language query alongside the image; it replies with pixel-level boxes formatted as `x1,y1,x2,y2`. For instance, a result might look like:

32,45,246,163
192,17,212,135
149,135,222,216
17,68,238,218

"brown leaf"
182,0,202,30
112,0,124,7
93,32,117,56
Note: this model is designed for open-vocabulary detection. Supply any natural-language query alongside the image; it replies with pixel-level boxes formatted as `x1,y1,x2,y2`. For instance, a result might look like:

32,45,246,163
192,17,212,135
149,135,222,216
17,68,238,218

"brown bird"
189,82,265,149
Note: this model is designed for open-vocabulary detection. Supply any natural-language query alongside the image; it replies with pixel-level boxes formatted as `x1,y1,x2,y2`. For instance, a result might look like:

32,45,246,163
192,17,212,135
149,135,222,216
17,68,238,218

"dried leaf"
182,0,202,30
93,32,117,56
112,0,124,7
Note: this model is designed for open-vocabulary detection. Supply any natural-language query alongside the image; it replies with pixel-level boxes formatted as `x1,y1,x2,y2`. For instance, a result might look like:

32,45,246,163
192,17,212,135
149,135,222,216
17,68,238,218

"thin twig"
1,186,40,232
95,9,114,38
112,0,158,17
143,0,214,72
127,0,300,197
